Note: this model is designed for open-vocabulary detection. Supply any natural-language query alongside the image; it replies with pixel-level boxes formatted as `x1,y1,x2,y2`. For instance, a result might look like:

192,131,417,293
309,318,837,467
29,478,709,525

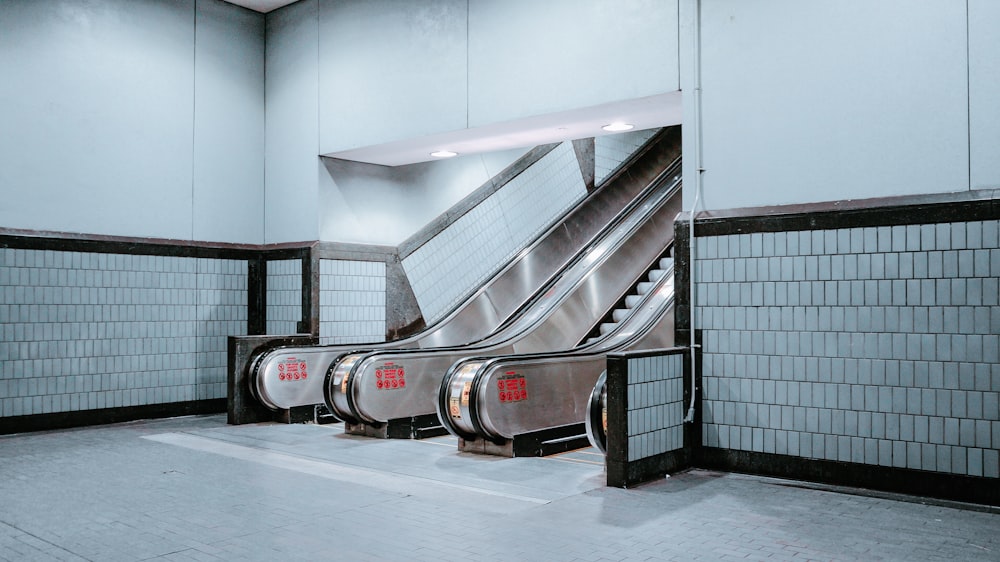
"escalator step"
612,308,629,322
636,281,654,295
648,268,666,281
625,295,643,308
599,322,616,335
659,257,673,270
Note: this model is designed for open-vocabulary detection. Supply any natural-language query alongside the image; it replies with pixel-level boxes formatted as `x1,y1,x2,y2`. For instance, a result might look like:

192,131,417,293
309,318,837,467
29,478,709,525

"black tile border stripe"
0,228,268,259
678,188,1000,238
0,399,225,436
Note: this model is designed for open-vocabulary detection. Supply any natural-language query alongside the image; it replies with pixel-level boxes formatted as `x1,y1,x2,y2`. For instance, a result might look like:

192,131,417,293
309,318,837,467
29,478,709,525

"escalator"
247,128,681,413
325,164,683,431
437,247,676,448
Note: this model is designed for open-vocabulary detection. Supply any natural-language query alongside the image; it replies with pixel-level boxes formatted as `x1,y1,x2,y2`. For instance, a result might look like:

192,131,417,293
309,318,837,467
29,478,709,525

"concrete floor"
0,414,997,561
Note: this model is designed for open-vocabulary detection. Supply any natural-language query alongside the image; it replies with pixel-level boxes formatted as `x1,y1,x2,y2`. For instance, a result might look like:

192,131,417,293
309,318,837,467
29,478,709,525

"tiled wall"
319,259,386,345
625,352,686,462
0,248,247,418
402,142,586,323
595,128,659,186
696,220,1000,478
265,259,302,335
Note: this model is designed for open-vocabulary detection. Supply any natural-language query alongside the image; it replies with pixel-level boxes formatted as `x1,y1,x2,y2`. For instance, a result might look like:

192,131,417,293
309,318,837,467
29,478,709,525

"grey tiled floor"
1,415,997,561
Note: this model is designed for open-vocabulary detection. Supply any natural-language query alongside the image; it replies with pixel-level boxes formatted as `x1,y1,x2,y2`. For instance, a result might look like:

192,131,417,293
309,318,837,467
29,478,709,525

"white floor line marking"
550,456,605,467
413,439,458,448
144,432,550,505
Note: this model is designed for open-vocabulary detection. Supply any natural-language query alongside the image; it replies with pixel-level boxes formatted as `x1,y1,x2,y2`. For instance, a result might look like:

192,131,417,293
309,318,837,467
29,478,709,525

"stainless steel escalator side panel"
585,371,608,453
468,302,676,441
349,349,515,423
323,352,363,422
251,138,681,411
252,347,351,411
415,295,501,350
475,356,607,440
342,180,684,425
437,361,484,438
446,270,676,442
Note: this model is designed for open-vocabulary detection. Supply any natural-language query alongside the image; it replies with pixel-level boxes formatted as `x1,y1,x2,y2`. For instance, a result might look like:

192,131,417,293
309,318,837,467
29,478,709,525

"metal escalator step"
612,308,629,322
636,281,654,295
625,295,643,308
599,322,616,335
648,268,666,281
659,257,673,270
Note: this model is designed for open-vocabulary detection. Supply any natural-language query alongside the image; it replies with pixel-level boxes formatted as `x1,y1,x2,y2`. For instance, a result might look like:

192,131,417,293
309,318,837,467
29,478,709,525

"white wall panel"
193,0,265,244
0,0,195,239
969,0,1000,190
468,0,678,128
317,0,468,154
264,0,321,243
683,0,969,212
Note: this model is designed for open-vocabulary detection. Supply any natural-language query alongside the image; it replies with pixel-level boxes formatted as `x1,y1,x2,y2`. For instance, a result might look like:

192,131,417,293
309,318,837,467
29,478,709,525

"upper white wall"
970,0,1000,190
262,0,681,244
264,0,321,243
468,0,679,129
0,0,194,239
313,0,680,154
681,0,973,212
0,0,264,243
194,0,266,244
317,0,468,153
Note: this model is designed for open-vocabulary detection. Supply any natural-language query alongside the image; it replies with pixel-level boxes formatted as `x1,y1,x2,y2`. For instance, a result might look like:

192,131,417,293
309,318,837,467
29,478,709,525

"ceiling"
223,0,298,13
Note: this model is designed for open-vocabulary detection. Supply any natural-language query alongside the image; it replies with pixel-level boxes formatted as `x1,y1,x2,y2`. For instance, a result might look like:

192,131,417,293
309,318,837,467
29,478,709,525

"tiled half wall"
683,193,1000,490
266,258,302,335
319,259,386,345
0,247,248,423
606,347,691,488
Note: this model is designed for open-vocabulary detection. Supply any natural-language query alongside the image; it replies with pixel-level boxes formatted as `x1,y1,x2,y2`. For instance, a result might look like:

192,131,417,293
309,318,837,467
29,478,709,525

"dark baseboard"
608,448,692,489
0,399,225,436
697,447,1000,507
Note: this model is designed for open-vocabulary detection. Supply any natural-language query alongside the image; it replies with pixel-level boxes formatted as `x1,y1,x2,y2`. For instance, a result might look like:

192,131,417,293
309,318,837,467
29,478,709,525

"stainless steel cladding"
251,347,351,411
249,132,681,411
437,264,675,443
585,371,608,453
332,171,683,427
322,352,361,423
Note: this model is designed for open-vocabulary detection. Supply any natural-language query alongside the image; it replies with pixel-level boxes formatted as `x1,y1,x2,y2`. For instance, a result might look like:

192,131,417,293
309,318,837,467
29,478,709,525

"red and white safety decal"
497,371,527,403
375,362,406,390
277,357,308,382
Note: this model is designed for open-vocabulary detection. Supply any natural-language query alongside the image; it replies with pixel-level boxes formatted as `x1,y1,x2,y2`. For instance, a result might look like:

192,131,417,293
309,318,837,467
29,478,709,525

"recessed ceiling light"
602,122,634,132
430,150,457,158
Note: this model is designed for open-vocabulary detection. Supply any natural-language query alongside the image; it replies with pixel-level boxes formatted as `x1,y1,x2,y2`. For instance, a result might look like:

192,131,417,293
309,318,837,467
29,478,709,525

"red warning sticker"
277,357,308,382
497,371,527,403
375,362,405,390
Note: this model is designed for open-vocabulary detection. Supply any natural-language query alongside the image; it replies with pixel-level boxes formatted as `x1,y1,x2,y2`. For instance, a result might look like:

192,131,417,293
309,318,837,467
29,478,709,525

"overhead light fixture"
602,122,634,132
430,150,457,158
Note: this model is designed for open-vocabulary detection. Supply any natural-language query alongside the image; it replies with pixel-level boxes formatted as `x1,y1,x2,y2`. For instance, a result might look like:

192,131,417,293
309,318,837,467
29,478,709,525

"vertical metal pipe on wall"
684,0,704,423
